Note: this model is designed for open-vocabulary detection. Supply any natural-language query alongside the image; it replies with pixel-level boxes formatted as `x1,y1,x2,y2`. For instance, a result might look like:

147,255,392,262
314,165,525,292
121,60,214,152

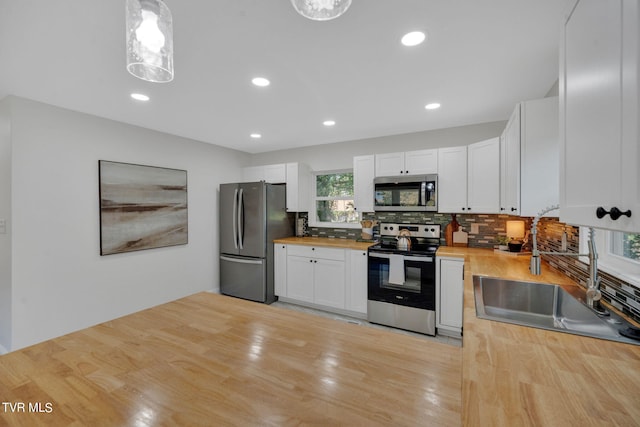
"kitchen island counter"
438,246,640,426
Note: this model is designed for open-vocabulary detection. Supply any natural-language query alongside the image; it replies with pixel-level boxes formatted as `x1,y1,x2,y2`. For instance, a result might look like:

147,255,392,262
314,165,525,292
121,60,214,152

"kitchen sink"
473,276,640,346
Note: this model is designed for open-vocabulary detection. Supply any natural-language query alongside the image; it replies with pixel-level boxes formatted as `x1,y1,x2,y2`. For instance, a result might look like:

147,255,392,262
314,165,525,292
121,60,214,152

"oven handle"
368,252,433,262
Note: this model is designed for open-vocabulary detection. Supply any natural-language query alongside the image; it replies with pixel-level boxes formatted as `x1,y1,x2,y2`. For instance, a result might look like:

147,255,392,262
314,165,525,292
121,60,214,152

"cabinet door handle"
596,206,632,220
510,207,517,212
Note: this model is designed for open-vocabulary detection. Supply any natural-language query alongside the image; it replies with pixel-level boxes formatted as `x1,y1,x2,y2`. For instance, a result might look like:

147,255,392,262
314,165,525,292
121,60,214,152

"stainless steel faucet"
529,205,606,314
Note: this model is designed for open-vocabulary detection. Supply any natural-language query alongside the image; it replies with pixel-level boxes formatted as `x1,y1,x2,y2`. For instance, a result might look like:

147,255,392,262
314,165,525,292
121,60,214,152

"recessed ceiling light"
251,77,270,87
250,133,262,139
425,103,441,110
401,31,426,47
323,120,336,127
130,93,150,101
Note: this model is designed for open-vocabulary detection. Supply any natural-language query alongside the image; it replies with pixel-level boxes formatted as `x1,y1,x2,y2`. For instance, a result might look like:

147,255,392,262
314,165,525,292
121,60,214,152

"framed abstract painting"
99,160,188,255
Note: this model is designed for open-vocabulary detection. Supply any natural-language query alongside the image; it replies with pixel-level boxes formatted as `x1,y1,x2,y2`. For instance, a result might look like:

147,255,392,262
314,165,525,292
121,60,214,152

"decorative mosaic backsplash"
301,211,531,249
299,211,640,324
536,218,640,324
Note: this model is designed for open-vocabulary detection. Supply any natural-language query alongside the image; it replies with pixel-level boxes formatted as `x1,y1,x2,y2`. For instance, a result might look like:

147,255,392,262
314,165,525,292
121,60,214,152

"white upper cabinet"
500,106,521,215
375,149,438,177
520,97,560,217
560,0,639,231
467,138,501,214
375,152,404,177
243,163,311,212
242,166,265,183
263,164,287,183
438,139,500,214
404,149,438,175
285,162,311,212
501,97,560,217
242,164,286,183
353,155,375,213
437,146,468,213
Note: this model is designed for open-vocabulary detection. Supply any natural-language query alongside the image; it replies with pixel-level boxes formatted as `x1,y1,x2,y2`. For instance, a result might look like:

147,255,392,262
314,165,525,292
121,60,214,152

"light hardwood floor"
0,293,462,426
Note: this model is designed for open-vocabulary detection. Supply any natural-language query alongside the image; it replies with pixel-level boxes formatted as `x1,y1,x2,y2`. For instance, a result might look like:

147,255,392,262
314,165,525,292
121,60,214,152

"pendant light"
290,0,352,21
126,0,174,83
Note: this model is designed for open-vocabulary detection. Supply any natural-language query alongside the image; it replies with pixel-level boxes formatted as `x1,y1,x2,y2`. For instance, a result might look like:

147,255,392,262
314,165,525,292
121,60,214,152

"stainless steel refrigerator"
219,181,294,303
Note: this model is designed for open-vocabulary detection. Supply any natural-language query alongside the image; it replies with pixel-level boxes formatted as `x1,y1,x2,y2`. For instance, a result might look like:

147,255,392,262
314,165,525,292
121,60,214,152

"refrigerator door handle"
232,188,239,249
220,255,263,265
238,188,244,250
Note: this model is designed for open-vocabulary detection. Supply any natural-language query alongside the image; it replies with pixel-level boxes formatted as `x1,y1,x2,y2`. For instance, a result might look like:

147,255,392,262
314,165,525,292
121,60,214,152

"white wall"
249,121,506,171
0,98,507,352
5,97,249,351
0,99,12,352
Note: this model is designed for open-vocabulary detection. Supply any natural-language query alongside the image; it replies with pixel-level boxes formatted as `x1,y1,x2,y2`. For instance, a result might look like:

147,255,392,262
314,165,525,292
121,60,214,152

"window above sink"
580,228,640,289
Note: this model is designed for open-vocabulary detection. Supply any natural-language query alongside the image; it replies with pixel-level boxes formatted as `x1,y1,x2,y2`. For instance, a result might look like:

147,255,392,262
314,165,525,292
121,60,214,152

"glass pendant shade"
291,0,352,21
126,0,174,83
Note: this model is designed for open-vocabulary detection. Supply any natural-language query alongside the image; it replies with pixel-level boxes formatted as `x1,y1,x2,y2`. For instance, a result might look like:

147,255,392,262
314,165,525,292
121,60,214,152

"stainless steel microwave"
373,174,438,212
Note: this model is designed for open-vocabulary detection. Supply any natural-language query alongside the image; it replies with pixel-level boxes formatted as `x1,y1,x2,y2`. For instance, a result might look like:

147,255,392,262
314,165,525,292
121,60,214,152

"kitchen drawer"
286,244,345,261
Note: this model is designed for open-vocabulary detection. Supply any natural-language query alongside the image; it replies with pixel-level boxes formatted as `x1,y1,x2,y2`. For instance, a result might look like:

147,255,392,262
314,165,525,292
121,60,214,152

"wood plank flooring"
0,293,462,426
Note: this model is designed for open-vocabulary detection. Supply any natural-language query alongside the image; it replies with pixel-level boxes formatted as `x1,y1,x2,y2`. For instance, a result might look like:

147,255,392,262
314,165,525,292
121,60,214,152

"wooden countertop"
447,247,640,426
273,236,375,251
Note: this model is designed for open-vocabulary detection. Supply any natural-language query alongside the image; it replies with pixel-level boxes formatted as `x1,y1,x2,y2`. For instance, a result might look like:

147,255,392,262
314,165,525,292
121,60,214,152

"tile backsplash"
536,218,640,324
302,211,530,249
300,211,640,324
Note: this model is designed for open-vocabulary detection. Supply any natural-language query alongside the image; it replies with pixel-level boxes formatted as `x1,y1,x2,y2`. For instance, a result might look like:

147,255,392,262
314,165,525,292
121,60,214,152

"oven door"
367,252,436,310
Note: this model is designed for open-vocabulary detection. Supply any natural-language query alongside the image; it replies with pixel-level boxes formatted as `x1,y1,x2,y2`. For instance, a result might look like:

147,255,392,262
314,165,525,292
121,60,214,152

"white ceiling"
0,0,570,154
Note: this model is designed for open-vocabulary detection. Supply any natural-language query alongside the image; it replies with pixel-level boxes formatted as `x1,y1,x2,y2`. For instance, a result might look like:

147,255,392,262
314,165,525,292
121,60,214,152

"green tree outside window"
315,172,358,224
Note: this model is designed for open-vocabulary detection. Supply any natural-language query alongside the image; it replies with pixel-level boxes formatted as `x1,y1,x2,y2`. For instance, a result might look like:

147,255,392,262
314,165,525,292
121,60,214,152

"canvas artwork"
99,160,188,255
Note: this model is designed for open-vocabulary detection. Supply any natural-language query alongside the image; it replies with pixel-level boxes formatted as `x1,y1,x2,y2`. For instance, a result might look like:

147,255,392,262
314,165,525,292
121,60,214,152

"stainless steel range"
367,223,440,335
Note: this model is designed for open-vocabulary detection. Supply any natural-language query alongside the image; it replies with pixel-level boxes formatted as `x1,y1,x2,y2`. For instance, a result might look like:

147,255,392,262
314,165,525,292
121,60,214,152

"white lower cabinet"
346,250,368,314
313,258,346,309
274,244,368,317
436,257,464,337
274,244,288,297
286,255,315,303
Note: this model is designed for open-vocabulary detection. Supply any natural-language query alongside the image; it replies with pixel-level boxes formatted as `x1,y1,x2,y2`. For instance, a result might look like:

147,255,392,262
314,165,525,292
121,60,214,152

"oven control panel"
379,223,441,239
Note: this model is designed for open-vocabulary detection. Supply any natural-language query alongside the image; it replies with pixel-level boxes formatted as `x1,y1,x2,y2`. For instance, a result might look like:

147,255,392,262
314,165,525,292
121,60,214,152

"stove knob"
431,228,435,233
389,226,394,230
